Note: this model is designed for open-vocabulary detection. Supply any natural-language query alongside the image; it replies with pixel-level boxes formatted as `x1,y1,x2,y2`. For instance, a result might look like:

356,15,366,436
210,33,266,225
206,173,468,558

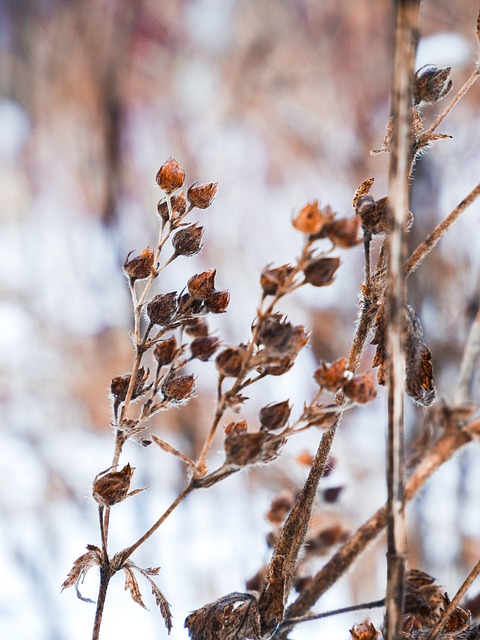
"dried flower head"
413,64,452,106
342,371,377,404
204,290,230,314
323,217,361,248
153,336,177,366
161,374,195,401
187,181,218,209
303,257,341,287
124,248,154,281
292,200,327,234
314,357,347,392
184,317,209,337
259,400,291,431
190,336,221,361
147,292,178,326
215,346,247,377
172,223,204,256
157,191,188,223
260,264,296,296
111,367,150,403
92,464,134,507
156,157,185,194
187,269,216,299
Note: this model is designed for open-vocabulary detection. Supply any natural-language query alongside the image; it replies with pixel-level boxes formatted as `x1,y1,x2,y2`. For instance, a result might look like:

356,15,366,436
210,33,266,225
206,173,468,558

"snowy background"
1,1,480,639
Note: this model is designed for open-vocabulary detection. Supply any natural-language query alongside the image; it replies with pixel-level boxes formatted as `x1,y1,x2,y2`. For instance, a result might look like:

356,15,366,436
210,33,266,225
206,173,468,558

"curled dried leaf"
404,305,436,407
185,592,260,640
61,545,101,602
124,567,147,609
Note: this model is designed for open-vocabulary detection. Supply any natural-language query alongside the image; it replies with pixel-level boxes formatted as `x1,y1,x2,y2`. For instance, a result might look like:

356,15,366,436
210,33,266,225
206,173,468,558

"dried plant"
62,3,480,639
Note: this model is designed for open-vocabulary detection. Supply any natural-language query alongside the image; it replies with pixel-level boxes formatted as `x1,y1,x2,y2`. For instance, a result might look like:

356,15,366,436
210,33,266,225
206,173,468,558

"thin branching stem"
279,598,385,631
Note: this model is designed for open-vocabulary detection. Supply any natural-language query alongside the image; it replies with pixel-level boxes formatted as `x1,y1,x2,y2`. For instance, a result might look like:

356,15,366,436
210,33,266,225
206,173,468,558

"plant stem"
92,567,111,640
279,598,385,631
384,3,419,638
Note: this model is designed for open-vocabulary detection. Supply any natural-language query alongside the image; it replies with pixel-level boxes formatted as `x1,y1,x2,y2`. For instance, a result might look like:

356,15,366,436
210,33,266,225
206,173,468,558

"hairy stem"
92,567,111,640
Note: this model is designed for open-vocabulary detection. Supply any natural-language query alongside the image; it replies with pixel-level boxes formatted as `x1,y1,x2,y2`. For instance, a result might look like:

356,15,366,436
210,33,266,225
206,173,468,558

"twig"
277,418,479,633
426,558,480,640
454,307,480,405
384,3,420,638
406,182,480,277
278,598,385,631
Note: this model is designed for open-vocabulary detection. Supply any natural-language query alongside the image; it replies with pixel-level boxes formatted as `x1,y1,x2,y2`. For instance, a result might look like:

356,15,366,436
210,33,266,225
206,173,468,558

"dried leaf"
126,562,173,633
352,177,375,209
185,592,260,640
61,545,101,603
124,567,147,609
371,115,393,155
405,305,436,406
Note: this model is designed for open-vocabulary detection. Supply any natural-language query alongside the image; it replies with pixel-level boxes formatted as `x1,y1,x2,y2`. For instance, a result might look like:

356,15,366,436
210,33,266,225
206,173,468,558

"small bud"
215,346,246,377
161,374,195,401
314,357,347,392
204,290,230,313
187,269,216,299
157,191,187,223
153,336,177,365
259,400,291,431
292,201,327,234
184,317,209,337
413,64,452,106
147,292,177,325
342,371,377,404
156,157,185,194
190,336,221,361
304,257,341,287
123,248,154,281
260,264,296,296
324,217,361,248
172,224,204,256
92,464,134,507
187,181,218,209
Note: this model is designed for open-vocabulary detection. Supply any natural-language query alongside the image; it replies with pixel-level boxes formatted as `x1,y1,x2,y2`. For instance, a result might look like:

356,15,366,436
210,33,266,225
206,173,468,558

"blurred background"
1,1,480,638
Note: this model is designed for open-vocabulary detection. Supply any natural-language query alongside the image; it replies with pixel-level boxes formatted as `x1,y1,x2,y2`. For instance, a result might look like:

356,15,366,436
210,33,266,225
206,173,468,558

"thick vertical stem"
384,1,420,638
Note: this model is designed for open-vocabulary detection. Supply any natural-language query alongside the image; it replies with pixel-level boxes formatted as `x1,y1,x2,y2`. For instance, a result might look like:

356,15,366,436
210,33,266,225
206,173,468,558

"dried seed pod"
156,157,185,194
342,371,377,404
260,264,296,296
303,257,341,287
204,290,230,313
323,217,361,248
323,486,343,503
153,336,177,366
187,269,216,299
349,622,379,640
157,191,188,223
261,355,295,376
123,248,154,281
184,317,209,337
314,357,347,392
215,346,247,377
257,315,294,351
92,464,134,507
187,181,218,209
224,424,283,466
111,367,150,403
147,292,178,325
413,64,452,106
190,336,221,361
177,293,205,315
292,200,327,234
161,374,195,401
266,493,295,525
259,400,291,431
172,224,204,256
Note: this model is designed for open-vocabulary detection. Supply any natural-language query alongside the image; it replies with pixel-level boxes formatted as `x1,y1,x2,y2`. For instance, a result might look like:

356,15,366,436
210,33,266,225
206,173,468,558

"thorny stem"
406,182,480,277
426,558,480,640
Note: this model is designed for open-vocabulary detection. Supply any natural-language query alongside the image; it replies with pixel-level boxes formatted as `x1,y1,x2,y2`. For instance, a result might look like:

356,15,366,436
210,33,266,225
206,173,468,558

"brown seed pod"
413,64,452,107
153,336,177,366
172,224,204,256
147,292,178,325
303,257,341,287
161,374,195,401
123,248,154,281
314,357,347,392
187,269,216,299
292,201,327,234
215,346,247,377
259,400,291,431
187,181,218,209
342,371,377,404
260,264,296,296
204,290,230,313
157,191,188,223
156,157,185,194
323,217,361,248
190,336,221,361
92,464,134,507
